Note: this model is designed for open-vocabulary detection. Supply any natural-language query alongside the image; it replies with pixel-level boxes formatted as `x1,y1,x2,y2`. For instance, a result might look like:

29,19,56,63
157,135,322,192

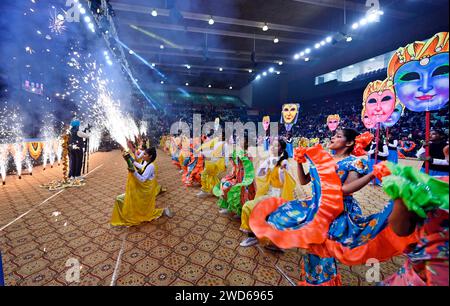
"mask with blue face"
394,52,449,112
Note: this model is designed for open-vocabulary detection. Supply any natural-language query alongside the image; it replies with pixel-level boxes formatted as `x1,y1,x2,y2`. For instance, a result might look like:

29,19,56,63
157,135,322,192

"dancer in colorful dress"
249,129,415,285
379,164,449,286
197,135,226,198
213,136,256,218
240,139,296,247
111,147,172,226
181,137,204,187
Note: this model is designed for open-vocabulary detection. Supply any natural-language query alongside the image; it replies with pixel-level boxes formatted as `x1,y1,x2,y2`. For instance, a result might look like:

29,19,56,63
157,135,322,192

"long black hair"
145,147,157,164
341,128,359,154
276,139,289,167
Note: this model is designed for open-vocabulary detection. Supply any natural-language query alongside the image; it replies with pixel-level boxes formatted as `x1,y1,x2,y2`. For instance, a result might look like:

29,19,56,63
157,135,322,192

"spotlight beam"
115,39,167,79
129,24,183,49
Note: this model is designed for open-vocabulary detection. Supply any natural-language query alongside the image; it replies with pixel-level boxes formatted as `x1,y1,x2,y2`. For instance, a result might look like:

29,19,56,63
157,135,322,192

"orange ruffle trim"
249,145,344,250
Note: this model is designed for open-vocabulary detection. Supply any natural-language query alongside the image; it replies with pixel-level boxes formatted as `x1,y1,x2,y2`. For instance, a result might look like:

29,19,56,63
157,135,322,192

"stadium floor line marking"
0,163,104,232
110,228,129,286
0,189,65,232
256,245,296,287
85,164,104,177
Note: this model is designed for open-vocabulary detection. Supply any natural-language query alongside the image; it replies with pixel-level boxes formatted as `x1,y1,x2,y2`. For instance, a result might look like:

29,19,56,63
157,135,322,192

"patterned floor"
0,150,413,286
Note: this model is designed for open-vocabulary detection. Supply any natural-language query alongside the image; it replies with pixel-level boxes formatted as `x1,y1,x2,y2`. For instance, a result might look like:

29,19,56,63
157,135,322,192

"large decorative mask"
327,114,340,132
362,79,396,123
388,32,449,112
280,104,300,131
262,116,270,131
362,110,376,129
382,103,404,128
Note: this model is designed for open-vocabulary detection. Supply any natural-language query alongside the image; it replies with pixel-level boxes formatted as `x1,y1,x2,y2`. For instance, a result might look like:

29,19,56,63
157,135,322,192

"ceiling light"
346,36,353,42
294,54,300,60
269,67,275,73
326,36,332,43
255,75,261,80
300,52,305,56
305,48,311,54
208,17,215,25
151,9,158,17
185,82,189,86
160,81,164,84
160,45,165,49
208,84,212,88
273,37,279,44
262,23,269,31
315,43,320,49
79,7,86,14
129,50,134,55
352,23,359,30
186,65,191,69
320,41,326,46
262,72,267,76
276,71,281,75
219,67,223,71
278,61,283,66
305,57,310,62
152,63,156,67
360,18,367,26
248,69,253,73
378,10,384,16
229,86,233,90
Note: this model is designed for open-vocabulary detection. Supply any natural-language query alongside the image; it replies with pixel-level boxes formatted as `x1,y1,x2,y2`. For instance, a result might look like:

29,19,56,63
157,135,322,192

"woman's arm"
133,161,144,170
278,159,289,183
378,144,390,157
388,199,420,237
342,171,375,195
297,163,311,185
133,164,155,183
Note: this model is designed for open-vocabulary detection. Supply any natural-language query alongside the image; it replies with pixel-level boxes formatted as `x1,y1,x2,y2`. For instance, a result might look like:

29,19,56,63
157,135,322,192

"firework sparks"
139,121,148,136
49,9,66,35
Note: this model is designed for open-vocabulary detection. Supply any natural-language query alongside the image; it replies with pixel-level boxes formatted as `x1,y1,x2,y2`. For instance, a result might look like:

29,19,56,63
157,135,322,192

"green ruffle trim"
213,150,255,216
382,162,449,218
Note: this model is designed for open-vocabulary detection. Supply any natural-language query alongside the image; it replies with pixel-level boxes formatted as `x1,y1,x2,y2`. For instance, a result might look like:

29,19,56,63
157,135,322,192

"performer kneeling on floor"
111,147,172,227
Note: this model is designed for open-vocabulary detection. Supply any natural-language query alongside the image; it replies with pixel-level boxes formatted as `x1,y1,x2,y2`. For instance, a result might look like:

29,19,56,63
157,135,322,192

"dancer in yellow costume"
196,136,226,198
240,139,296,247
111,147,172,226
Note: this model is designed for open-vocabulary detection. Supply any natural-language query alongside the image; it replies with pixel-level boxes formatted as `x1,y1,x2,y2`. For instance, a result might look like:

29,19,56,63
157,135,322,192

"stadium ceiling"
109,0,449,90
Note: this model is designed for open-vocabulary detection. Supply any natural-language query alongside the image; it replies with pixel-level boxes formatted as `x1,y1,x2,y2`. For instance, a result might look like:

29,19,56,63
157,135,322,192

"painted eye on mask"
432,65,449,77
400,72,421,81
381,96,392,102
368,98,377,104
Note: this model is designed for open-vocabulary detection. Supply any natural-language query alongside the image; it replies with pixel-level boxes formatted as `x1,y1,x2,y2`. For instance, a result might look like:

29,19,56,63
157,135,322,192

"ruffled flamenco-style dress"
249,145,417,286
379,165,449,286
200,139,226,194
240,157,296,233
182,145,205,187
111,162,163,226
213,150,256,216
